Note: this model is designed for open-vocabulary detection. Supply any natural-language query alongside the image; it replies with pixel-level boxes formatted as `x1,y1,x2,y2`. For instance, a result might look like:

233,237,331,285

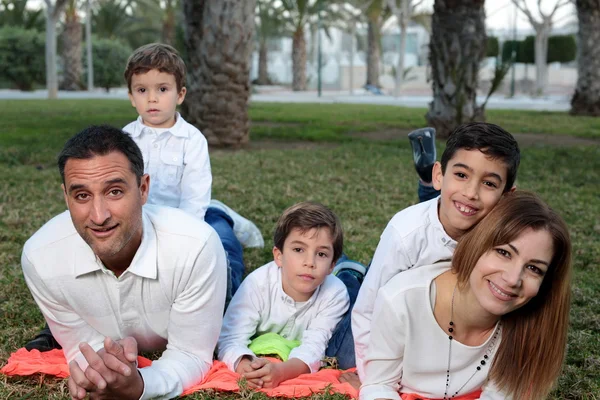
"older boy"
351,122,520,382
217,202,350,388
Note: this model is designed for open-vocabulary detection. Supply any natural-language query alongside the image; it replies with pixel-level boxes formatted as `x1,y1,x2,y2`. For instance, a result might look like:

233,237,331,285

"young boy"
352,122,521,382
217,202,350,388
122,43,261,303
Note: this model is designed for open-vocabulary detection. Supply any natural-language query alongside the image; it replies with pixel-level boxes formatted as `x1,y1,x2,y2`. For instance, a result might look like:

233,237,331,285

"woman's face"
469,227,554,317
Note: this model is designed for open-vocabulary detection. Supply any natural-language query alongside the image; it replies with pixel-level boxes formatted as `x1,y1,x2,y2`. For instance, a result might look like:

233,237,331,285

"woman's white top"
360,262,509,400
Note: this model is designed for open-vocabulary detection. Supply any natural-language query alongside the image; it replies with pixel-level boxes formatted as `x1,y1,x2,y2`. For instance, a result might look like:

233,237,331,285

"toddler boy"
122,43,261,302
218,202,350,388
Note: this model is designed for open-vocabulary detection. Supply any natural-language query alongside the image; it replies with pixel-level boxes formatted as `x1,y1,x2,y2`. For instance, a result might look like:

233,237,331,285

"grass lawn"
1,100,599,399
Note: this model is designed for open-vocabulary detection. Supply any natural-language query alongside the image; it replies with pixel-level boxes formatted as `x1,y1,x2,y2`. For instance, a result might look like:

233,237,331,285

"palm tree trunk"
425,0,486,138
570,0,600,116
292,25,307,91
257,38,270,85
162,0,175,46
61,15,83,90
366,20,381,87
181,0,256,147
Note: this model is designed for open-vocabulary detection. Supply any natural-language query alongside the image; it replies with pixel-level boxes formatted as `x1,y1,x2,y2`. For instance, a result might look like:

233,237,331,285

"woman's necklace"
443,284,501,400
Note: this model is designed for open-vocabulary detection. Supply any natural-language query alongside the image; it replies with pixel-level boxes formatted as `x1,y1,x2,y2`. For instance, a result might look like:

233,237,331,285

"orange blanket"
1,349,481,400
1,349,357,398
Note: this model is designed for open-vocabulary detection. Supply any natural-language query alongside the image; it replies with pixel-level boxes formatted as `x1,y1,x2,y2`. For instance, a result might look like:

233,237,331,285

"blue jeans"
325,258,365,369
418,180,440,203
205,207,245,308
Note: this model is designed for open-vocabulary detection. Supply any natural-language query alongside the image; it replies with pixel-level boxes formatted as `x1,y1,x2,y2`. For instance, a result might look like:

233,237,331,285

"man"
21,125,227,399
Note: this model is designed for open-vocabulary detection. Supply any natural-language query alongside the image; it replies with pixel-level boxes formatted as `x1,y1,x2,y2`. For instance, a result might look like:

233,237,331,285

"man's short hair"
124,43,186,92
273,201,344,262
58,125,144,185
440,122,521,192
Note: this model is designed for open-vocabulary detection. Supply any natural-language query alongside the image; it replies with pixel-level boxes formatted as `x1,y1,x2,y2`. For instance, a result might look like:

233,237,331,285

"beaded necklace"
443,284,501,400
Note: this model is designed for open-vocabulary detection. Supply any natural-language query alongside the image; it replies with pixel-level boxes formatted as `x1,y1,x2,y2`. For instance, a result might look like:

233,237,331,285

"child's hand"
243,359,285,388
236,356,267,389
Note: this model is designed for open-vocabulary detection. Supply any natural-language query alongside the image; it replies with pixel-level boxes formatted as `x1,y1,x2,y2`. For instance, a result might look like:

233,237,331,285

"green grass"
1,100,599,399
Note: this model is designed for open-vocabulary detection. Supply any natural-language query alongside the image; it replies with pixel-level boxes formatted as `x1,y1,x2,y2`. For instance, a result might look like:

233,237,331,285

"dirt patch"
349,128,600,147
251,121,303,128
211,139,338,153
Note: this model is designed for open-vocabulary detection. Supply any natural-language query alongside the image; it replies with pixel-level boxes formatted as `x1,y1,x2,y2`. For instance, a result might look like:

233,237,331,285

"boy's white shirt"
217,261,350,373
352,196,457,380
124,113,212,220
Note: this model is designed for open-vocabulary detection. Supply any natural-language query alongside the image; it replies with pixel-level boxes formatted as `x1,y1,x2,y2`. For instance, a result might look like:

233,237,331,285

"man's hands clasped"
68,336,144,400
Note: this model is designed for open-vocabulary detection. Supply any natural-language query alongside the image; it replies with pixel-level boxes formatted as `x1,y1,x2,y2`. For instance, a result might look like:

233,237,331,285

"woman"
360,191,572,400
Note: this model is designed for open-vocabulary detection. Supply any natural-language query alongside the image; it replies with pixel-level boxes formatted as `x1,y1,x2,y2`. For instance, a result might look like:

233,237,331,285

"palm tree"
0,0,45,31
181,0,256,147
60,0,83,90
92,0,161,49
425,0,486,138
256,0,286,85
364,0,390,88
279,0,348,91
44,0,69,99
570,0,600,116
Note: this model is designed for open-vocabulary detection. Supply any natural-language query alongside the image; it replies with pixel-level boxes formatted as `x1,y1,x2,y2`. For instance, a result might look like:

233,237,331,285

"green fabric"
248,332,301,361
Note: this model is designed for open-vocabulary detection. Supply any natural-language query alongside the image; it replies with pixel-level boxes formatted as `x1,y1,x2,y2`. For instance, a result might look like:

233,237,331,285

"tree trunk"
366,20,381,87
181,0,256,148
533,25,550,96
162,0,175,46
61,17,83,90
257,38,270,85
44,0,68,99
570,0,600,116
86,0,93,90
395,8,408,97
45,10,59,98
292,25,307,91
425,0,486,138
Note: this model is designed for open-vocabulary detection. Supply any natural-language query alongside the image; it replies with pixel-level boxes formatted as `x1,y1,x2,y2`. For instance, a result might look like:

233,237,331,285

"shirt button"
173,157,177,161
442,238,446,243
154,144,159,148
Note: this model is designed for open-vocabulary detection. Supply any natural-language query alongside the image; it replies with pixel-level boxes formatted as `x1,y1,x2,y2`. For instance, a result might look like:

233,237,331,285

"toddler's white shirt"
124,113,212,219
353,196,457,379
218,261,350,373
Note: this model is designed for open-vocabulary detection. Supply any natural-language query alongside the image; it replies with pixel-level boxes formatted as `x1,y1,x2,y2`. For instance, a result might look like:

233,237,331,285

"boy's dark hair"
124,43,186,92
58,125,144,185
273,202,343,262
440,122,520,192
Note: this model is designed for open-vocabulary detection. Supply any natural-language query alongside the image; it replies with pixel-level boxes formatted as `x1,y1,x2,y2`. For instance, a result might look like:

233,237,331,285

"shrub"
84,38,131,91
0,26,45,91
486,36,499,58
547,35,576,63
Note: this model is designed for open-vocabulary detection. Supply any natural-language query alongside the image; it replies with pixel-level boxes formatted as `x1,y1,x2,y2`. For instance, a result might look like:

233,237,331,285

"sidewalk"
0,87,572,112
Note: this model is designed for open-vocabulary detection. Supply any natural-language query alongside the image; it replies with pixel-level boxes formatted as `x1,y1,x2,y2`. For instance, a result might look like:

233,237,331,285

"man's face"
62,152,149,272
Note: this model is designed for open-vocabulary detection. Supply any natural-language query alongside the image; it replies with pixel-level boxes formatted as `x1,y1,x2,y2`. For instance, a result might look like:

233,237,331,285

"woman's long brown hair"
452,191,572,399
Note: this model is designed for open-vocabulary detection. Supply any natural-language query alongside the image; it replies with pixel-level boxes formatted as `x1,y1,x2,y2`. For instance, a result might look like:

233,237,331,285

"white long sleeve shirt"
124,113,212,220
22,205,227,400
360,263,508,400
353,197,457,380
217,261,349,373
